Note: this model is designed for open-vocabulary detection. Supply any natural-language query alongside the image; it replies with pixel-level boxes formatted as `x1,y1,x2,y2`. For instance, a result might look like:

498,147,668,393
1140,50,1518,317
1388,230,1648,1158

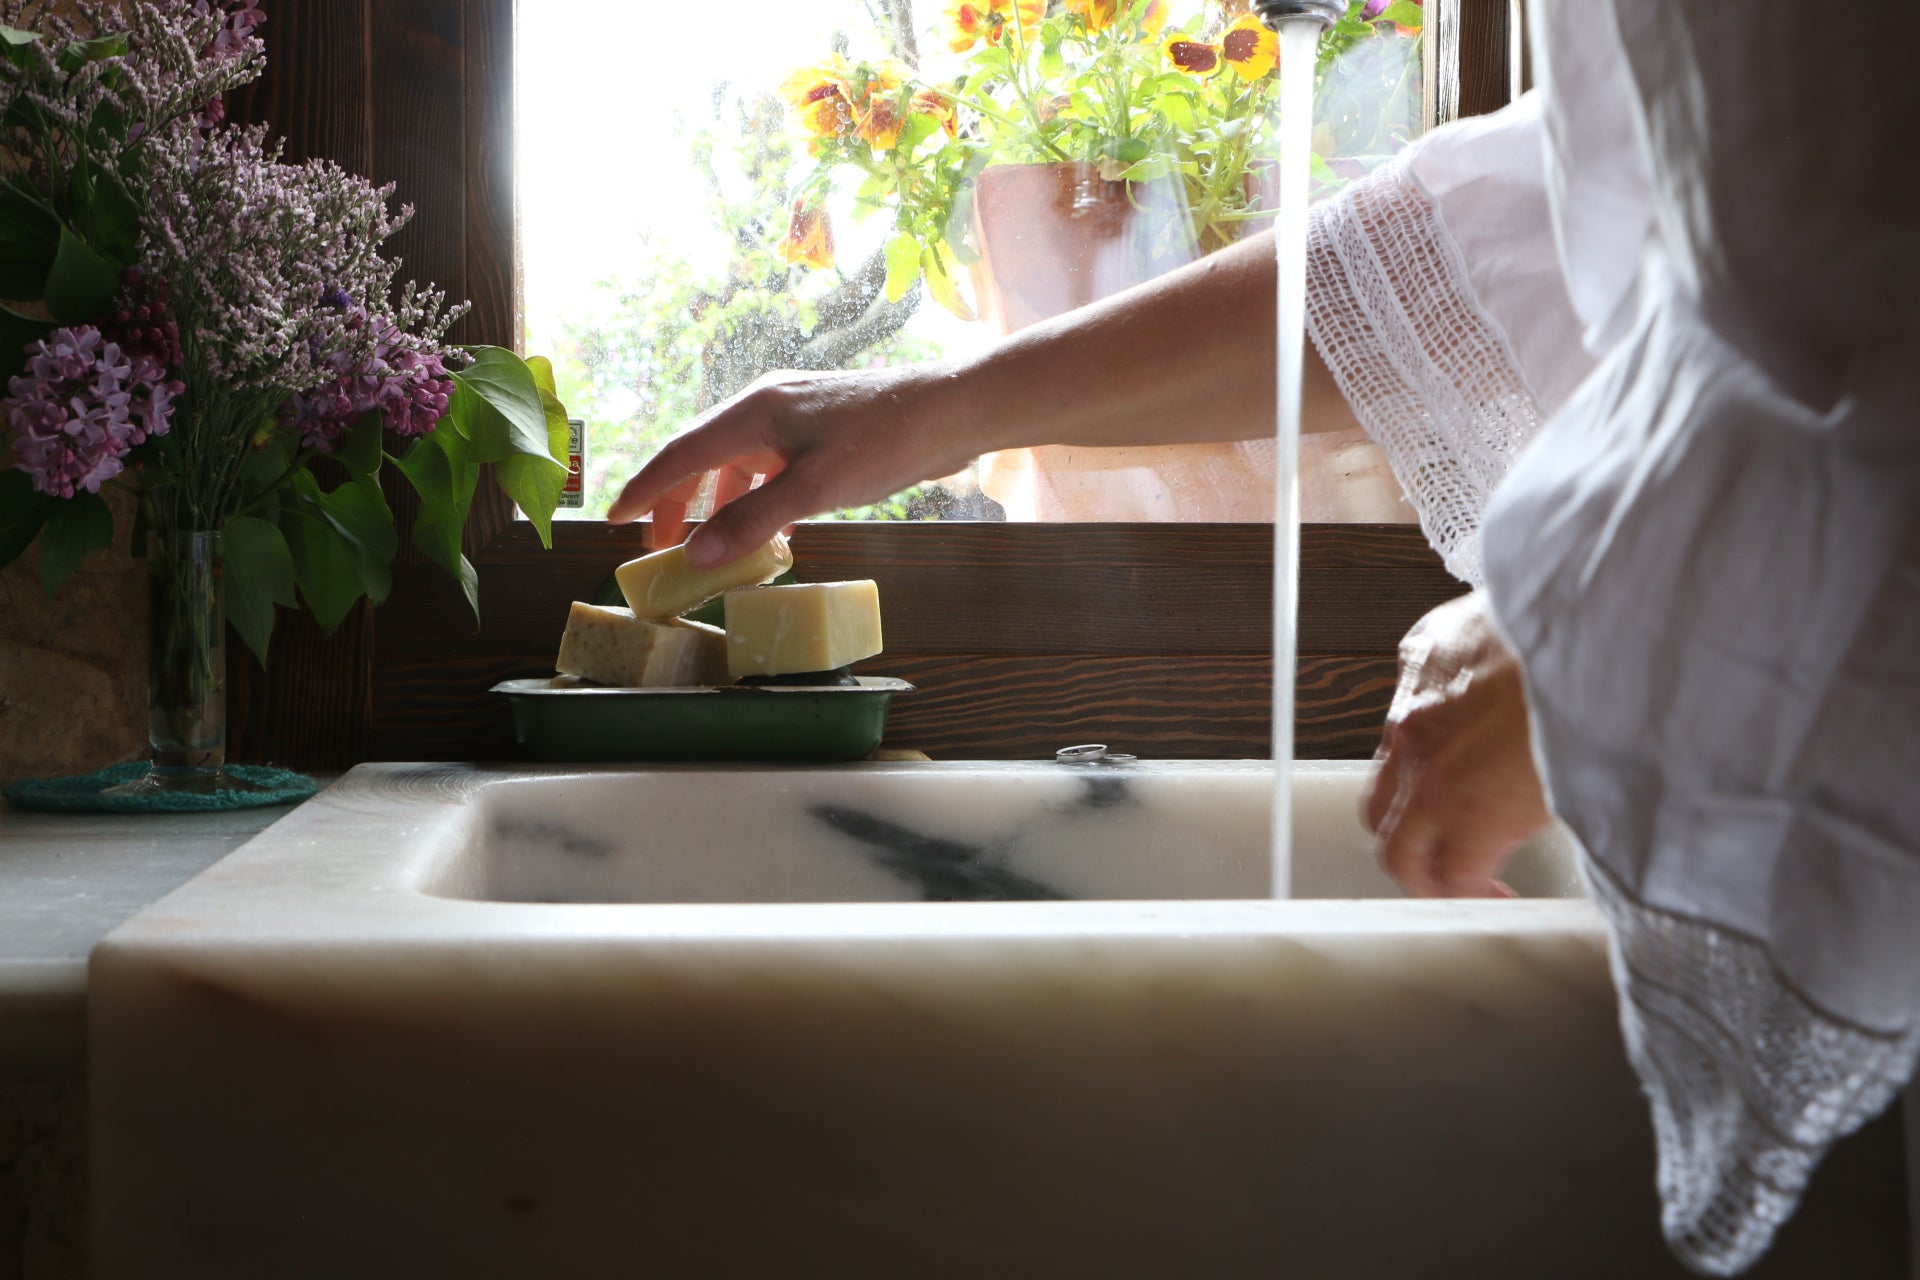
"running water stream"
1270,18,1325,898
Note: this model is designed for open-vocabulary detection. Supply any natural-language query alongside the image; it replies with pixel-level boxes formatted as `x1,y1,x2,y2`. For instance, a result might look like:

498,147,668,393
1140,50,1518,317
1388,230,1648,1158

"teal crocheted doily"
2,762,317,814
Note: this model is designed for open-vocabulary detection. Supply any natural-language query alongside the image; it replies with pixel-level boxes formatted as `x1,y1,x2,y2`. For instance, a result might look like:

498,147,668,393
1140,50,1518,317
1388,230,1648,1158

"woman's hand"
607,363,985,568
1363,591,1554,897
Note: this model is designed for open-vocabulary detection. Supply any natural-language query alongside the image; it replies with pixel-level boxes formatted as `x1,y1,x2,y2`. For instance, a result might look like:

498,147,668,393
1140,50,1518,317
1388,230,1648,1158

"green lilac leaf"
0,469,55,571
1374,1,1424,26
394,428,480,623
338,409,384,477
494,387,570,548
236,433,292,501
444,376,476,441
525,354,558,398
43,227,122,325
0,190,58,300
0,24,38,70
279,505,365,635
452,347,557,466
56,32,127,74
81,168,141,266
318,476,397,605
36,489,113,596
221,514,298,666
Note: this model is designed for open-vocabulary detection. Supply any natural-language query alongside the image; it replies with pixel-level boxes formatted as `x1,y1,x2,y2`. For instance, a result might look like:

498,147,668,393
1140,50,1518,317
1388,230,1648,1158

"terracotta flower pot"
964,161,1412,525
968,163,1203,336
967,162,1276,520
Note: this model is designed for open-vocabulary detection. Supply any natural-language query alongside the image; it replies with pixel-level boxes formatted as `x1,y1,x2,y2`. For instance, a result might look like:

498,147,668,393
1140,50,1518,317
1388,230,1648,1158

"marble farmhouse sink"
89,762,1908,1278
424,761,1586,905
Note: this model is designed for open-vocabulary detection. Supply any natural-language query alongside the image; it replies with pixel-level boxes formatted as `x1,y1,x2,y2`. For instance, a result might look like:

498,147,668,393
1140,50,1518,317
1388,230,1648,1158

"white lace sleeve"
1303,161,1521,585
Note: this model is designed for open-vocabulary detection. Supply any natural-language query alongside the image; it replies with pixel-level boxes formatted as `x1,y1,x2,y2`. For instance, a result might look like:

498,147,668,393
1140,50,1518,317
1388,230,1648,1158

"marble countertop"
0,794,311,1076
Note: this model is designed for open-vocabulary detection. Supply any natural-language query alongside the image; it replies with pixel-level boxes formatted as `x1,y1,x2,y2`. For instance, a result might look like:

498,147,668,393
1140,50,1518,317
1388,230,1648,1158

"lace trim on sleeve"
1583,861,1920,1275
1304,157,1541,586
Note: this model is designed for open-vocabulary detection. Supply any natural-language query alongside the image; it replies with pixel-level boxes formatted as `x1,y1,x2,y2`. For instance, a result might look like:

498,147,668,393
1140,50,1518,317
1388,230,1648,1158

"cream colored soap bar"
722,580,883,679
554,602,728,687
615,535,792,621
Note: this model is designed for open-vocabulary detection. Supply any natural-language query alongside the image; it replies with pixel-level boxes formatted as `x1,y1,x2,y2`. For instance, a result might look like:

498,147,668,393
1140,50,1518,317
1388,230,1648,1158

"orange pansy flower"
1219,14,1277,81
911,87,960,137
1066,0,1117,30
778,202,835,270
1067,0,1169,35
778,56,857,139
852,59,911,151
944,0,1044,53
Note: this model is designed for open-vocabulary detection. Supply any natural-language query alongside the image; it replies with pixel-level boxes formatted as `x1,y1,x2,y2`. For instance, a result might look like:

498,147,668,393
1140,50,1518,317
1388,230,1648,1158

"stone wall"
0,484,146,788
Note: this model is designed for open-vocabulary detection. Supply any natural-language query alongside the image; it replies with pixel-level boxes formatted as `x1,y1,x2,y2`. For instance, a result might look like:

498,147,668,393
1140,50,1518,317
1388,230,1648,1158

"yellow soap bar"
722,580,883,679
615,534,793,621
555,602,729,687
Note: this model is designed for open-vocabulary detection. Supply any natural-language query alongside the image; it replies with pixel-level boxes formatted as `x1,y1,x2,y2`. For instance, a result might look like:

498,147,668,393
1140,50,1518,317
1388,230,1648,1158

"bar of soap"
722,580,883,679
555,602,728,687
615,535,792,621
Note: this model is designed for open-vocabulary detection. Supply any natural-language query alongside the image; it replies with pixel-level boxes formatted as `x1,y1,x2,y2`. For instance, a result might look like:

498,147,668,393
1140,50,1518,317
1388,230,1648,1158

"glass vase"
107,529,263,797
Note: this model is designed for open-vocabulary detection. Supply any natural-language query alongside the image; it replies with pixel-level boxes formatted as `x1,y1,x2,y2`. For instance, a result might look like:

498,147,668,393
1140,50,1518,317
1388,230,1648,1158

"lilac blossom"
3,326,184,499
289,313,457,453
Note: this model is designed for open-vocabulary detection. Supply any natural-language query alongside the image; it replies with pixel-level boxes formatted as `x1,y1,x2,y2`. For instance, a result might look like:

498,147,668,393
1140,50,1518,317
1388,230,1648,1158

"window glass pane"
519,0,1423,523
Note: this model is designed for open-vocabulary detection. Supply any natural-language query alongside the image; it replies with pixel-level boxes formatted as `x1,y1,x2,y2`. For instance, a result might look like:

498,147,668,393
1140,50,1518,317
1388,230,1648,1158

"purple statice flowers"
4,327,184,499
142,122,467,403
288,306,457,454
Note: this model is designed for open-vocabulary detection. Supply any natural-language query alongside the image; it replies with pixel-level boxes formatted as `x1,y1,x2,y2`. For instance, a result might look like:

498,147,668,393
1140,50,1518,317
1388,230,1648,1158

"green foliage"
220,514,297,664
35,489,113,595
43,225,122,322
781,0,1423,281
0,10,573,666
0,468,55,569
544,90,942,521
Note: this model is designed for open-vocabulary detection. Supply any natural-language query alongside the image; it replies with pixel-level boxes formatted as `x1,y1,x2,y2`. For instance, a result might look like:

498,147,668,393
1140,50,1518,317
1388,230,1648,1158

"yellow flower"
944,0,1044,53
852,59,911,150
778,201,835,270
778,57,857,140
1164,34,1222,76
1218,13,1277,81
1066,0,1169,35
1066,0,1116,30
911,87,960,138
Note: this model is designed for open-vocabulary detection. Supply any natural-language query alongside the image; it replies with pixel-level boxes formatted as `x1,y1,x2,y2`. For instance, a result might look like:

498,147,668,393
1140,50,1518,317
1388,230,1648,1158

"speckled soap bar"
555,603,727,687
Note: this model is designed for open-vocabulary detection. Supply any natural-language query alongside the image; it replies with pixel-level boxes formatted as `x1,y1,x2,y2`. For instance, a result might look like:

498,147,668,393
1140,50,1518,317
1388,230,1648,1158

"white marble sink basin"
89,762,1908,1279
424,760,1586,905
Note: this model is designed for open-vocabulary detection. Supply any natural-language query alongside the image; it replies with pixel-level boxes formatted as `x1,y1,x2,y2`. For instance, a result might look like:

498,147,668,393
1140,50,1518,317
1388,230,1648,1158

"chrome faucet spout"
1253,0,1345,27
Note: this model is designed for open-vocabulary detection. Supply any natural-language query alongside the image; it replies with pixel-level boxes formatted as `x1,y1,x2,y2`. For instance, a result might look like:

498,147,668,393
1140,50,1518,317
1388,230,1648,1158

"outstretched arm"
608,226,1359,567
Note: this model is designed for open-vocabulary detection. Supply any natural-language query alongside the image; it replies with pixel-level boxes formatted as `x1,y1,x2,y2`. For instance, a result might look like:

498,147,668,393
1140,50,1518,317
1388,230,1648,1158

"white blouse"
1306,0,1920,1273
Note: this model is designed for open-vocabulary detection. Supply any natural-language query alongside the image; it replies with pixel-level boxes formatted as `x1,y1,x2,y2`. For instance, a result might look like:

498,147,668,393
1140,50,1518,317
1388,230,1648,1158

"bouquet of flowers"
0,1,569,787
774,0,1422,314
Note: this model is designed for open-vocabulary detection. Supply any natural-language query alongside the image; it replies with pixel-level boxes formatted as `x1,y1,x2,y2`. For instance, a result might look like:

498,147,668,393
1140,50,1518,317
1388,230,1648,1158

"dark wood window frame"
227,0,1511,770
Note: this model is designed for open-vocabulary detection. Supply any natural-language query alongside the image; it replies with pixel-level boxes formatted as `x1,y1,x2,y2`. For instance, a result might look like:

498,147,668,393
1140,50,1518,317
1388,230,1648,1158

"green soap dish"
492,676,913,763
